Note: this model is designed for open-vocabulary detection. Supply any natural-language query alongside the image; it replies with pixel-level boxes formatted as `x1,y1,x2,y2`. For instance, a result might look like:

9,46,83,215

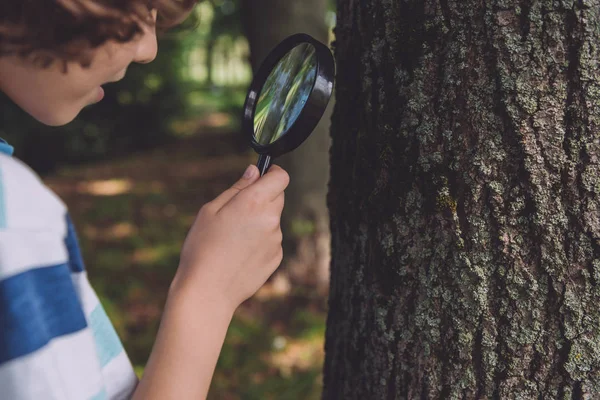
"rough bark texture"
242,0,333,291
324,0,600,398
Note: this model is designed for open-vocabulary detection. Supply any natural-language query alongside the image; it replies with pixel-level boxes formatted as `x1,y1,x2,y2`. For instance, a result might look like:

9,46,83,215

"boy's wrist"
168,268,238,318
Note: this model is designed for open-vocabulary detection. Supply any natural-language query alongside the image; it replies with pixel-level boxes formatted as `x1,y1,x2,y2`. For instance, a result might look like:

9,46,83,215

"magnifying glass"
242,33,335,176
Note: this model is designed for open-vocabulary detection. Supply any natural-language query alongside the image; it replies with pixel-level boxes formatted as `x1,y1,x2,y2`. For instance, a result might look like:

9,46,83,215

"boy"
0,1,289,399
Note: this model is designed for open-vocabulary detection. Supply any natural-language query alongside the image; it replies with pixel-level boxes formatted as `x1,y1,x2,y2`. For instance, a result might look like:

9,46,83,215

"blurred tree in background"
242,0,336,294
203,0,244,87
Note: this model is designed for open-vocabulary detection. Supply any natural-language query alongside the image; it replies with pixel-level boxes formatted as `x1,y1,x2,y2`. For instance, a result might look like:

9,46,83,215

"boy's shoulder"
0,153,67,232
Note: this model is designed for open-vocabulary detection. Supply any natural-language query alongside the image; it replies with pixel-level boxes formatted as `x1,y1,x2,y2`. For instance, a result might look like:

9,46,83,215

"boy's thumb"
210,165,259,210
241,164,258,181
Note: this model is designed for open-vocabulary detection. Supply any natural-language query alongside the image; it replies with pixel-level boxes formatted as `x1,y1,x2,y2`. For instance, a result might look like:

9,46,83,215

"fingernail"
243,165,255,179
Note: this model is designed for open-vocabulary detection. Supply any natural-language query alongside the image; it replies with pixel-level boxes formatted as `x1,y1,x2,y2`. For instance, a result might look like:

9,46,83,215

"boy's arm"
132,282,233,400
132,165,289,399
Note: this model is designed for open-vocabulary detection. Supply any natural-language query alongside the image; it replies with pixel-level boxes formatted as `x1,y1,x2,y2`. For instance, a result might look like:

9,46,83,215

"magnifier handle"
257,155,272,176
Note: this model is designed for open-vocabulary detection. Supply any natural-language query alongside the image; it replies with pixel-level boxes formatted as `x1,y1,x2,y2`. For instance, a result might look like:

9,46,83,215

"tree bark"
241,0,332,292
324,0,600,398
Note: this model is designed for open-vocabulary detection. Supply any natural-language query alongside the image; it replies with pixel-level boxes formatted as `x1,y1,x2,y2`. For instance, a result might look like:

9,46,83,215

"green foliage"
210,0,243,37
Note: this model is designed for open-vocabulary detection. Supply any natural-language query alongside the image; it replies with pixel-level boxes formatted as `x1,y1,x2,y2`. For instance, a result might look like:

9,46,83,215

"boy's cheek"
0,64,90,126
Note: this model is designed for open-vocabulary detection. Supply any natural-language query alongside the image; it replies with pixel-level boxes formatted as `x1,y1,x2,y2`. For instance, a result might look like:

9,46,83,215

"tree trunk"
324,0,600,398
205,35,215,87
241,0,332,292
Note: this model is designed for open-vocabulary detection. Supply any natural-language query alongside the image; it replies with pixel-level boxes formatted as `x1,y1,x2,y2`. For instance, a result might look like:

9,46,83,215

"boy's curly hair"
0,0,198,68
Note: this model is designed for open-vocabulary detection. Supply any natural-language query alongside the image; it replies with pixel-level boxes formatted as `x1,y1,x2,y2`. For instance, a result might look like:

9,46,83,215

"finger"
272,192,285,215
211,165,259,211
243,165,290,203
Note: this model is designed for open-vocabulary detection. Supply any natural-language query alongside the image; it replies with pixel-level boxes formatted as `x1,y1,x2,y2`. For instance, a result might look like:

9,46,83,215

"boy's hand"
172,164,289,312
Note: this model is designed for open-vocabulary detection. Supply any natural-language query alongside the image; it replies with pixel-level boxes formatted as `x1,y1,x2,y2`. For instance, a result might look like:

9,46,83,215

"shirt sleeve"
0,154,137,400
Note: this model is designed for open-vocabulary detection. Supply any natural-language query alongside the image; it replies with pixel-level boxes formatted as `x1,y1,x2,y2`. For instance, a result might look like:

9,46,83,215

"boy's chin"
29,107,80,127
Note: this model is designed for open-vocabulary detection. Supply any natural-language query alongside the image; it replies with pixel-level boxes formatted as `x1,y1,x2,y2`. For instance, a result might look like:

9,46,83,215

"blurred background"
0,1,336,399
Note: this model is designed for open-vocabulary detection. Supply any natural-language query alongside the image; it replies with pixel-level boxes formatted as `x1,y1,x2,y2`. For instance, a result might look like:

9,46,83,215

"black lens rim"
242,33,335,158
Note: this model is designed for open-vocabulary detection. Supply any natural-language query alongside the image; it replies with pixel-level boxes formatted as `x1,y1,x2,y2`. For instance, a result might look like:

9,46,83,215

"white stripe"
0,155,69,279
0,329,104,400
0,155,67,231
71,271,101,314
0,230,69,280
102,351,138,400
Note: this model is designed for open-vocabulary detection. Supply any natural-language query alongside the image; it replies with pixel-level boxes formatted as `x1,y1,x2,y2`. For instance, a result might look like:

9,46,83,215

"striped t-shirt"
0,138,138,399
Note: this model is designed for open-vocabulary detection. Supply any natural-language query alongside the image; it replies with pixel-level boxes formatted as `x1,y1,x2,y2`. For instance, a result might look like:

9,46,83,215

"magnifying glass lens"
253,43,317,146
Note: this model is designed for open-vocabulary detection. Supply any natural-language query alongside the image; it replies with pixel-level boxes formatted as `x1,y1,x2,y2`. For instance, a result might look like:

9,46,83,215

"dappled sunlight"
265,335,324,378
201,112,232,129
83,222,138,240
254,273,292,300
77,179,133,196
131,248,161,264
131,244,181,266
210,296,325,400
107,222,136,239
170,112,233,136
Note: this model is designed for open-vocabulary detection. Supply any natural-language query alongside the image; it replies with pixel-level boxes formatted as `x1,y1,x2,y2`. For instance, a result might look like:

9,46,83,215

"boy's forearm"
132,281,234,400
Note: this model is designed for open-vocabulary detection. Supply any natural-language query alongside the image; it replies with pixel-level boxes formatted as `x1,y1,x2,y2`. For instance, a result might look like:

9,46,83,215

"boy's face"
0,11,158,126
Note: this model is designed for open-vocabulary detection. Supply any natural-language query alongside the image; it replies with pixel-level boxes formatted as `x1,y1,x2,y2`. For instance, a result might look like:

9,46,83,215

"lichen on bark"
324,0,600,398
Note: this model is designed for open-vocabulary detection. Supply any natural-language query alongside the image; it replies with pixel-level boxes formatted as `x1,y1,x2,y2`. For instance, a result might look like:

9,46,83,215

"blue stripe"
0,165,6,229
65,214,86,272
90,304,124,367
0,138,13,157
0,143,13,157
0,264,88,364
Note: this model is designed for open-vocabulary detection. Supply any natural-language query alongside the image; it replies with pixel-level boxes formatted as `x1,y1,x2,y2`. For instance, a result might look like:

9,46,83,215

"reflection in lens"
253,43,317,145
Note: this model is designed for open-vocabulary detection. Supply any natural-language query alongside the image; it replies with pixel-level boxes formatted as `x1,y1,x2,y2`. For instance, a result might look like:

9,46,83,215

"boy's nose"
134,10,158,64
